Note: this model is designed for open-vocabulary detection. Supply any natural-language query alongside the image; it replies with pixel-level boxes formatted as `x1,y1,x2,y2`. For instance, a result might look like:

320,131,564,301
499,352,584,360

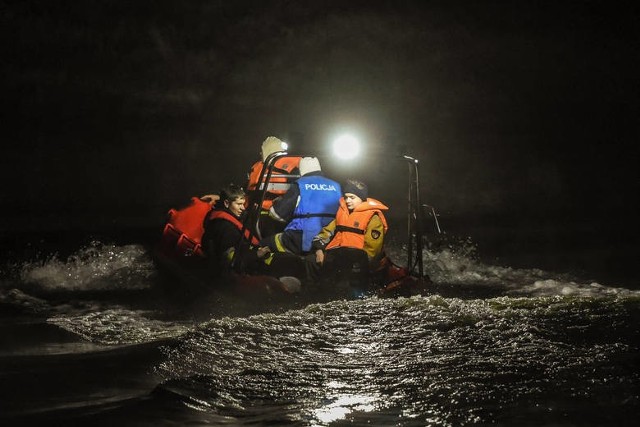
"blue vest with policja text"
285,175,342,252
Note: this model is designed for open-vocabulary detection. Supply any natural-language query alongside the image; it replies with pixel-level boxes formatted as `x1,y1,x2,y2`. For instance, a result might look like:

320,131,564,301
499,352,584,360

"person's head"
261,136,288,162
342,179,368,211
299,157,322,176
219,184,246,218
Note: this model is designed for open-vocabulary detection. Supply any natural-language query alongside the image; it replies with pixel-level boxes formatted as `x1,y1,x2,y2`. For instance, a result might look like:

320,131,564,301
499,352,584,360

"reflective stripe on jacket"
247,157,301,210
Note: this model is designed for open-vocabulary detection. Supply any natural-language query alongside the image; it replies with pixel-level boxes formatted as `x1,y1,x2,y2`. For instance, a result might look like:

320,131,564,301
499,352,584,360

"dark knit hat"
343,179,368,200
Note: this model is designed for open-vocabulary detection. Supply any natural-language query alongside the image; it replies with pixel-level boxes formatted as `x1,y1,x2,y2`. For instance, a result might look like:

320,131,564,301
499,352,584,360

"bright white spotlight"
333,135,360,160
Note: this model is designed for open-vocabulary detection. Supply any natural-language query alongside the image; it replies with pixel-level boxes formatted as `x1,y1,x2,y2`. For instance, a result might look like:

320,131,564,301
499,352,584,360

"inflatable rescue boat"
154,195,428,300
154,150,430,300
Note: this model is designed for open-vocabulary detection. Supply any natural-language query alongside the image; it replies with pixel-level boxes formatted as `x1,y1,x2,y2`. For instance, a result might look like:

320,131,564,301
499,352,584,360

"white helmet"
299,157,321,176
261,136,288,162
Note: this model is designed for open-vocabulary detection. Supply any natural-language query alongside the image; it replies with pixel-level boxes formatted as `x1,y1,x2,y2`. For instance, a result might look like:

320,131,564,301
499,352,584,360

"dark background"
2,0,638,249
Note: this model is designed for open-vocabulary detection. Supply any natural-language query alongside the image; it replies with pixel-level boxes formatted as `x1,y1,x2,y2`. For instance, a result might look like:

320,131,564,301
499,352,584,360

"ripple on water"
153,294,640,425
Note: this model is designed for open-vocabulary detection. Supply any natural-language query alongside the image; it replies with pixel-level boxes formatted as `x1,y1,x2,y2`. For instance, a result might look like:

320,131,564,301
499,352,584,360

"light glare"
333,135,360,160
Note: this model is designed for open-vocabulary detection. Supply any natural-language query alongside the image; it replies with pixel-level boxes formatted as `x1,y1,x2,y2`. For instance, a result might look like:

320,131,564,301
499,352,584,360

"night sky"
2,0,638,234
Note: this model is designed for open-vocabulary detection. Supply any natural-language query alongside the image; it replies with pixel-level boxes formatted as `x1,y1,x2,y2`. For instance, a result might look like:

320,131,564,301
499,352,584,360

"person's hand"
315,249,325,265
257,246,271,258
200,194,220,205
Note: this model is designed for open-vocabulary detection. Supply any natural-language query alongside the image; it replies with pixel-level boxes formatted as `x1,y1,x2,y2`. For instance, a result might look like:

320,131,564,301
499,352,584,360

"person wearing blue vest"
261,157,342,255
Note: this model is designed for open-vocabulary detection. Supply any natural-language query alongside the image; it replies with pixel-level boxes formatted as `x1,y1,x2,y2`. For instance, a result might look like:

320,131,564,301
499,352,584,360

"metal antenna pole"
413,158,424,278
406,161,413,271
402,155,423,278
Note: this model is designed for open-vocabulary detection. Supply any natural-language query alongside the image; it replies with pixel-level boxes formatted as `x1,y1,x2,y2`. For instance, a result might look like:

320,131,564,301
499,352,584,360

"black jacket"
202,208,261,275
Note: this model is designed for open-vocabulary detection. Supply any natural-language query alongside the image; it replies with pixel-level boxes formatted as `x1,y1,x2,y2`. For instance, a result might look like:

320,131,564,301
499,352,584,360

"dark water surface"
1,222,638,426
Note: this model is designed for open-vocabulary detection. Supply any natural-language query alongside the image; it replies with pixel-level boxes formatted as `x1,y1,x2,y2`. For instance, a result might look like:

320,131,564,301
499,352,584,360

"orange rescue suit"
246,156,301,210
167,197,211,244
160,197,212,258
326,198,389,260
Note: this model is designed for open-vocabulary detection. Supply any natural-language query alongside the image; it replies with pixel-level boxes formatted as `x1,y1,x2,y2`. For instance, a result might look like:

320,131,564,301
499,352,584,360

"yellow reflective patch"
263,252,274,265
274,233,287,253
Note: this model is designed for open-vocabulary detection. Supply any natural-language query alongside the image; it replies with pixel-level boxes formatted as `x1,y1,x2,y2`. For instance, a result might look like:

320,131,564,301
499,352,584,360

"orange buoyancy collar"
326,198,389,251
247,157,301,209
208,209,260,246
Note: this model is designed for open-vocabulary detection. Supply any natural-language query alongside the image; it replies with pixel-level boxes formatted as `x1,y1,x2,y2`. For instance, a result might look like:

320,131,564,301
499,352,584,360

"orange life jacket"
161,197,212,257
326,198,389,251
207,210,260,246
246,156,301,210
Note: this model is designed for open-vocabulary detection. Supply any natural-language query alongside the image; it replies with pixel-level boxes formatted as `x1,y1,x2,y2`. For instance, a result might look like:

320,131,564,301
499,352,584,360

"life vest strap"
293,213,336,219
269,168,299,177
335,225,366,235
257,182,292,191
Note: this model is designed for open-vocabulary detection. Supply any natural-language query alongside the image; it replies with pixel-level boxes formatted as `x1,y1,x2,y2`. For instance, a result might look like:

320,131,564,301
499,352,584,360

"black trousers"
318,247,370,289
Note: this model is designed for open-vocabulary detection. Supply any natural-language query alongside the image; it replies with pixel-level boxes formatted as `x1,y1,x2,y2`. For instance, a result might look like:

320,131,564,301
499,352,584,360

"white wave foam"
385,238,638,298
19,241,155,291
511,279,640,298
48,308,192,345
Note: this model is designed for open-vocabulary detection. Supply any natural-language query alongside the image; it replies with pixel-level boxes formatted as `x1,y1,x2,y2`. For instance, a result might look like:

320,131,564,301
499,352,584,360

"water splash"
395,235,640,299
48,308,192,345
18,241,155,292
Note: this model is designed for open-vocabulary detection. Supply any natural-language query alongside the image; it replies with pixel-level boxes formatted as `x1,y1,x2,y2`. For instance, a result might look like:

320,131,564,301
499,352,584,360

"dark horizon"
2,0,638,235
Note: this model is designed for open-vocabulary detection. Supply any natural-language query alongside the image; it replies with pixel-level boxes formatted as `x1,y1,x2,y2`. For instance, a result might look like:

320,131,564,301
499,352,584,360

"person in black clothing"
201,184,270,276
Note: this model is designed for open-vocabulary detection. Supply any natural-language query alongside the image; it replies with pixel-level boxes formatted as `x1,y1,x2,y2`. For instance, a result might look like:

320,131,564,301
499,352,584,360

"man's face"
225,196,246,218
344,193,363,211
